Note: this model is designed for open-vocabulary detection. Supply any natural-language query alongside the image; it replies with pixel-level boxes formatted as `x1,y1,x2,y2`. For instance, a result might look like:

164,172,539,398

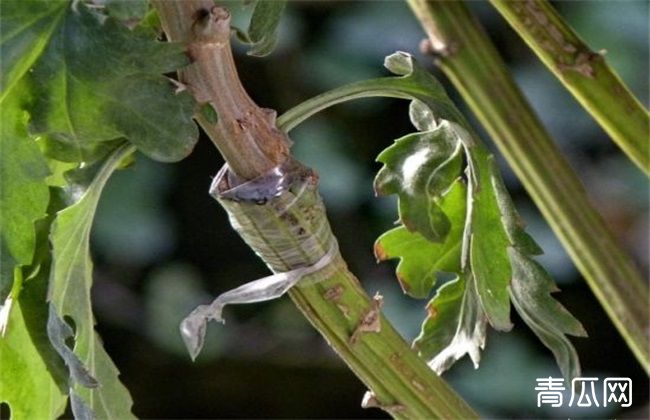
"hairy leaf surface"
48,144,135,418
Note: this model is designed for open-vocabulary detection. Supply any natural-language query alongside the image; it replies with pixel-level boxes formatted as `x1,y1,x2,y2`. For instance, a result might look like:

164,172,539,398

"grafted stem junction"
152,1,478,418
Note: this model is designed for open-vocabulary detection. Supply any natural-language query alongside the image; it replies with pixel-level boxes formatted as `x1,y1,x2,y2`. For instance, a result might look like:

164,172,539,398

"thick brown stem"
154,0,289,179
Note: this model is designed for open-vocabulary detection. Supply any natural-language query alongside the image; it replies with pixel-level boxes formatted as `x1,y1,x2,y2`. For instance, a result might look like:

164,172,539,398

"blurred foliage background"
90,1,648,418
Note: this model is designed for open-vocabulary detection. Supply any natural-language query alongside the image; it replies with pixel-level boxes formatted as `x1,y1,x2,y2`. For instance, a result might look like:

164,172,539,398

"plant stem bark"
406,0,649,372
152,1,477,418
490,0,649,174
154,0,289,179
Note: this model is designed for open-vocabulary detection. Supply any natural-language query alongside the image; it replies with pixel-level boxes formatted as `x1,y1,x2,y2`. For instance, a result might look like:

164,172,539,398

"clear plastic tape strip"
180,159,341,359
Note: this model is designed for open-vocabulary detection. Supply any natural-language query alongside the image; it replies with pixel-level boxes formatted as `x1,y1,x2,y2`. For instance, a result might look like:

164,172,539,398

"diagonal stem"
490,0,649,174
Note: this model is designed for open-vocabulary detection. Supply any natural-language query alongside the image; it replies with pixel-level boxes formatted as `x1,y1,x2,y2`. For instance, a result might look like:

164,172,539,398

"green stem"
278,81,427,131
406,0,649,372
277,76,469,132
490,0,649,174
290,274,476,419
153,1,477,418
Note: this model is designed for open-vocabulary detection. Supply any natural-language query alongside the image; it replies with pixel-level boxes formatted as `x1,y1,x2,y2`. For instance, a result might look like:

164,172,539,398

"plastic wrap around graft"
212,158,339,272
180,158,342,359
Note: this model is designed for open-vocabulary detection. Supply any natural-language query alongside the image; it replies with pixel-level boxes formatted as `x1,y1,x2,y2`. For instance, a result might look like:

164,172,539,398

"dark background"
90,1,648,418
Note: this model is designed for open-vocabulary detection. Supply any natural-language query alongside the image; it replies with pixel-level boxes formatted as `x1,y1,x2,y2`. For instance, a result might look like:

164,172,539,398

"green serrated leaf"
469,154,513,331
280,51,583,378
508,247,586,380
24,3,197,162
0,85,50,300
489,157,543,256
0,218,68,419
375,121,463,242
375,179,466,298
413,273,487,375
246,0,286,57
47,144,135,418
